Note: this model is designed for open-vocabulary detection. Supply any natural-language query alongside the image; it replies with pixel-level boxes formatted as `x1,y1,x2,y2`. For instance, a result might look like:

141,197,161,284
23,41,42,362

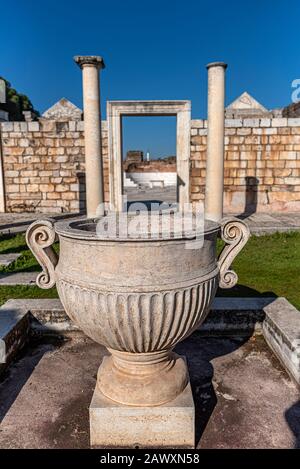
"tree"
0,77,39,120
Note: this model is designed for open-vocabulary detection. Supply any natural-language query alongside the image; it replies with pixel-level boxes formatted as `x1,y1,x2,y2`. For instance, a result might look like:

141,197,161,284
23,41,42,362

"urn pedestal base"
97,350,189,407
89,379,195,449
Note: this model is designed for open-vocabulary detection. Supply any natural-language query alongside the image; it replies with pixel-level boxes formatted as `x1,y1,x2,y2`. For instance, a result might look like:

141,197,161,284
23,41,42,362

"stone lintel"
74,55,105,69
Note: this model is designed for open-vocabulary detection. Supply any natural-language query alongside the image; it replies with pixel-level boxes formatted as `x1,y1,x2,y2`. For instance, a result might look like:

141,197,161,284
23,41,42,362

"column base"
89,380,195,449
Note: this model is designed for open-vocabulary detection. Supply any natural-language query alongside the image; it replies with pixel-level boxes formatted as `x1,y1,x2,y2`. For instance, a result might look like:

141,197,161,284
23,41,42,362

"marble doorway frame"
107,100,191,211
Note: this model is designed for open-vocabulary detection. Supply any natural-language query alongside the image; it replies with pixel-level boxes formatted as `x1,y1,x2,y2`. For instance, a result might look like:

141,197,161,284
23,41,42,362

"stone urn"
26,214,249,410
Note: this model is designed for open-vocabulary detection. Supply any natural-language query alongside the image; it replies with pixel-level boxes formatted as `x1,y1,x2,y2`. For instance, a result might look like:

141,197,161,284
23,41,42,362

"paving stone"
0,332,299,448
0,272,37,286
0,253,21,267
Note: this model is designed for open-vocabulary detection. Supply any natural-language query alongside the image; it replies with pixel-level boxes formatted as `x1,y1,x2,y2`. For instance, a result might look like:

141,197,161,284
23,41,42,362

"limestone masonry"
190,117,300,213
0,120,109,213
1,115,300,213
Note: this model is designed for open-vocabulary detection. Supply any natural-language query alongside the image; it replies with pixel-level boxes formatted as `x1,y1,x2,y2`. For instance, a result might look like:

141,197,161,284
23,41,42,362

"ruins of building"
0,93,300,213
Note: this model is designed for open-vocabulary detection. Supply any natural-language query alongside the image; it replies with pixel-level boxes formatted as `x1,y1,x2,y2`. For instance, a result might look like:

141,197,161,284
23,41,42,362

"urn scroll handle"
26,219,58,289
217,217,250,289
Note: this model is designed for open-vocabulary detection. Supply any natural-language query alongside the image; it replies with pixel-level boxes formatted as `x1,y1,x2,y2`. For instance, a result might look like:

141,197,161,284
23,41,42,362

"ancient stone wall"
0,120,108,213
1,116,300,213
190,117,300,213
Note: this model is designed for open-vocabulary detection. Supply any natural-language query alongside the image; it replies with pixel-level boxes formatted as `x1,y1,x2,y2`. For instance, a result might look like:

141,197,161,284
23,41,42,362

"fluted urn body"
26,214,249,406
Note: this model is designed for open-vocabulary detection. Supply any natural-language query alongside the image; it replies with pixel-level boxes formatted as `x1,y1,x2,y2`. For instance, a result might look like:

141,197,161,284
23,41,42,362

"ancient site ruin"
0,1,300,458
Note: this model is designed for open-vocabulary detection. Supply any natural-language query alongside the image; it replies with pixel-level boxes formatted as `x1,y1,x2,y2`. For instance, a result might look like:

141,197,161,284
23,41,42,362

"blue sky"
1,0,300,157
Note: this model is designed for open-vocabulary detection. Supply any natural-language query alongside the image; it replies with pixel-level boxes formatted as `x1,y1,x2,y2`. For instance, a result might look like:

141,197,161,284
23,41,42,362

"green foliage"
0,76,39,120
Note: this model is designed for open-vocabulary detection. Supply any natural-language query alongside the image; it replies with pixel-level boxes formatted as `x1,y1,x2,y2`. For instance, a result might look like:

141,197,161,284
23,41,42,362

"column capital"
206,61,227,70
74,55,105,70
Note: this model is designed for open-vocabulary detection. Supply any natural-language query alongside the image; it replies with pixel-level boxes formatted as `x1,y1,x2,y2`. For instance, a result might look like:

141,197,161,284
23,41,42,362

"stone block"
60,139,73,147
263,297,300,385
47,193,60,200
55,156,68,163
5,170,19,178
90,378,195,449
191,119,204,128
68,121,76,132
48,147,64,156
6,184,19,193
27,184,39,192
191,136,202,145
243,118,259,127
284,177,300,185
278,127,291,135
287,118,300,127
19,138,29,147
263,127,277,135
260,118,271,127
61,192,76,200
39,183,55,192
1,122,13,132
76,121,84,131
271,118,288,127
56,184,69,192
225,119,243,127
237,128,251,135
0,304,29,375
225,128,236,135
28,122,40,132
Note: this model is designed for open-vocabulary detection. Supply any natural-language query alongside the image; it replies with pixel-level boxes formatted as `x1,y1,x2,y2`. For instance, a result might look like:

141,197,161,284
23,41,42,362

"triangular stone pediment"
42,98,82,120
226,91,268,113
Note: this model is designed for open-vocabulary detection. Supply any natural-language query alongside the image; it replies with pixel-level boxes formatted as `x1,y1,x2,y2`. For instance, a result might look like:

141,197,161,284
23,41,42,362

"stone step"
0,303,29,375
263,297,300,385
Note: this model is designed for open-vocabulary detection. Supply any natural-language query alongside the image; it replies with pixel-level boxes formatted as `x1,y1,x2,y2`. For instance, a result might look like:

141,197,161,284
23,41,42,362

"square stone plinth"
89,382,195,449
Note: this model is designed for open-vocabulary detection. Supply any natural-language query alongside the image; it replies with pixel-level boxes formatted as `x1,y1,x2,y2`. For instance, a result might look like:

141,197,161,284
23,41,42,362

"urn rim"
55,215,220,242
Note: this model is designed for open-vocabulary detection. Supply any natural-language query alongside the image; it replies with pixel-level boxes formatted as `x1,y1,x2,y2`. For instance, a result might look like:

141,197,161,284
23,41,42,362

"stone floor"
0,331,299,449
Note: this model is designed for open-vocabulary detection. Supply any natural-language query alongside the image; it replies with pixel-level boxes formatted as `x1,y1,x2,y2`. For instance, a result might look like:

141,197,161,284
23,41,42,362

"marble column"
74,56,105,218
205,62,227,223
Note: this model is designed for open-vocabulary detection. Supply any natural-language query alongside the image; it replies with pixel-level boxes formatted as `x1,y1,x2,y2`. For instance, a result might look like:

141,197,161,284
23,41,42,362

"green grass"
0,231,299,309
0,285,58,306
217,231,300,309
0,232,59,304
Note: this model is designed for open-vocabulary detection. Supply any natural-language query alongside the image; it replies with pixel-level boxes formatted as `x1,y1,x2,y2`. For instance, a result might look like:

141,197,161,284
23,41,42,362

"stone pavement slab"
0,253,21,267
237,212,300,235
0,332,299,449
0,271,37,285
0,212,82,235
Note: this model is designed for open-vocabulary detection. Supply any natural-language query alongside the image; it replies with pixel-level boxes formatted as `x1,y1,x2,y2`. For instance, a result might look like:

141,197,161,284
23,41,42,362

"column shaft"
82,65,104,217
74,55,105,218
205,62,227,223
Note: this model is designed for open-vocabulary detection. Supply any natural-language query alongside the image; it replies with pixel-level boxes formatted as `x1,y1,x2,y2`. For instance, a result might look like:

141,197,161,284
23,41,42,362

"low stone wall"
0,120,109,213
190,117,300,213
